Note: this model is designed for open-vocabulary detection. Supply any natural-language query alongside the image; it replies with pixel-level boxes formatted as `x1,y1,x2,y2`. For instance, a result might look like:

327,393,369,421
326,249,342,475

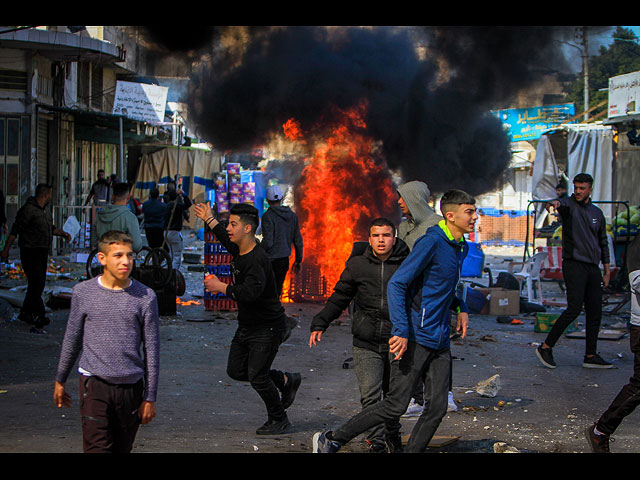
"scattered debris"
493,441,520,453
475,374,501,398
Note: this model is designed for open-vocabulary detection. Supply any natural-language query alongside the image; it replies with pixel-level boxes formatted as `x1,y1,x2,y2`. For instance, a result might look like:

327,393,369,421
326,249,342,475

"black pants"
144,227,165,250
78,376,143,453
226,325,287,421
20,247,48,317
544,258,603,355
271,257,290,297
597,325,640,435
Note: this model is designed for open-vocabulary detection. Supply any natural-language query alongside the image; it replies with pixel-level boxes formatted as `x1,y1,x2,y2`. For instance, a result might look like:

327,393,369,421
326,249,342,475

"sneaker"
402,398,424,417
256,415,292,435
18,311,35,325
33,314,50,329
447,391,458,412
583,354,613,369
281,372,301,409
385,433,404,453
585,424,611,453
312,430,341,453
536,346,556,369
368,442,387,453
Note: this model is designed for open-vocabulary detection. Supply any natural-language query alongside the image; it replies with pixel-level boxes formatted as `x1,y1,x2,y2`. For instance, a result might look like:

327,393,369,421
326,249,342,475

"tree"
565,27,640,118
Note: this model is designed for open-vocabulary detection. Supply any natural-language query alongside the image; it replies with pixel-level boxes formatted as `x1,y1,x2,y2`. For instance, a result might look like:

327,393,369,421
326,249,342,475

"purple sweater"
55,276,160,402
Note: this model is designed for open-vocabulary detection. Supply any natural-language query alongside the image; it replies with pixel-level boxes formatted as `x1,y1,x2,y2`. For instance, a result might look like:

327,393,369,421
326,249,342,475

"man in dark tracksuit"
309,218,409,453
0,184,71,331
536,173,612,369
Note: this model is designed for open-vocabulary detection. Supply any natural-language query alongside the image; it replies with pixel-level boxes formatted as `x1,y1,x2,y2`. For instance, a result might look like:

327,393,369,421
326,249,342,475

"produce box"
534,312,578,334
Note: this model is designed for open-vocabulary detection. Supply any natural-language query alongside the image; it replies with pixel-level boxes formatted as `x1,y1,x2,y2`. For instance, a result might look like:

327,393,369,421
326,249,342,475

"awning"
36,104,169,145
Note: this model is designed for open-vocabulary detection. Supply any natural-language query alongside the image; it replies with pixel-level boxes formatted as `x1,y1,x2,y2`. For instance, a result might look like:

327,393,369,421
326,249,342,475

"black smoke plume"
186,26,572,196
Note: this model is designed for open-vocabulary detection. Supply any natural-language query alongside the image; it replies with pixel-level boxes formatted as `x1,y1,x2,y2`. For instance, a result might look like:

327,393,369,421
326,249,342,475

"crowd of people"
1,168,637,454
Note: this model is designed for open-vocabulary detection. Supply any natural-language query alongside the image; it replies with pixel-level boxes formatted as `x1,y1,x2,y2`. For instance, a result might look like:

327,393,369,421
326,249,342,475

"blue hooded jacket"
387,220,468,351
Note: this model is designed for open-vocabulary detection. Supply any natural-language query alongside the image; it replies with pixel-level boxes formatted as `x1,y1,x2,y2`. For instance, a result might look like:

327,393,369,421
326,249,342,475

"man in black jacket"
536,173,612,369
1,184,71,331
194,202,301,436
309,217,410,453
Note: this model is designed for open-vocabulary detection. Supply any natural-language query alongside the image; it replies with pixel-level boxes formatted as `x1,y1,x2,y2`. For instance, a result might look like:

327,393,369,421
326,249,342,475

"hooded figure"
260,185,304,297
94,204,142,252
397,181,442,250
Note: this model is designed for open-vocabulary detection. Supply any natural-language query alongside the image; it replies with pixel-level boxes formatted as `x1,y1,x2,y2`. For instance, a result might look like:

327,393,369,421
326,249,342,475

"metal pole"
582,26,590,121
119,116,124,182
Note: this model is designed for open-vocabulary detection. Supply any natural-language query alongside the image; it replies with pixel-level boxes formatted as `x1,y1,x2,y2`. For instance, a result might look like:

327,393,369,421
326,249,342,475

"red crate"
204,298,238,311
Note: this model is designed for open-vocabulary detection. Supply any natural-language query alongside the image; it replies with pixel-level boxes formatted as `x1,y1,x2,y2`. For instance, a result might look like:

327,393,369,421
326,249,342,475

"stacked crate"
203,230,237,311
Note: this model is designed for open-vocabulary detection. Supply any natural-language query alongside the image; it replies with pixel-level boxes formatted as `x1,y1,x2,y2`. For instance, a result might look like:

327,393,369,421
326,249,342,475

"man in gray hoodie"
260,185,303,297
93,182,143,253
397,180,457,417
397,181,442,250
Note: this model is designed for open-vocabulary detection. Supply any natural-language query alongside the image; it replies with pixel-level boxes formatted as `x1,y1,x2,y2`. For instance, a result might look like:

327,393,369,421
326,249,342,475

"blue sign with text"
493,104,576,141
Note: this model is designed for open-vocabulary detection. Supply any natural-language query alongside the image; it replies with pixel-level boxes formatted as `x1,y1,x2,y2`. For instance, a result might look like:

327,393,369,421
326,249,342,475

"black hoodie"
310,238,410,353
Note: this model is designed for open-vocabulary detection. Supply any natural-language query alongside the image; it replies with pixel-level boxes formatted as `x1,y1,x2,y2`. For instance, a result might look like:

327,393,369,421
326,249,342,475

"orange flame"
280,101,398,301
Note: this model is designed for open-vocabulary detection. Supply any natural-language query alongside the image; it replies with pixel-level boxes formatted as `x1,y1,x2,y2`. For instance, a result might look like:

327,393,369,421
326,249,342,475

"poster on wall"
112,81,169,124
608,71,640,118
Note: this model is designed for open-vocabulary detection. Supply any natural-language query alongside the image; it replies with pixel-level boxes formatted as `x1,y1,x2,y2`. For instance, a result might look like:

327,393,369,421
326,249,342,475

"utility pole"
579,26,590,121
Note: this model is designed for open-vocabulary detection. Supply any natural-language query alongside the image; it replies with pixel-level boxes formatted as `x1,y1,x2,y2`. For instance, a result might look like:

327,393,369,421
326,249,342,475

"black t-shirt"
212,222,286,329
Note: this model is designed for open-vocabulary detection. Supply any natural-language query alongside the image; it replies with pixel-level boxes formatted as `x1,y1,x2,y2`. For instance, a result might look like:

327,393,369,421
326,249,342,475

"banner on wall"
493,104,576,141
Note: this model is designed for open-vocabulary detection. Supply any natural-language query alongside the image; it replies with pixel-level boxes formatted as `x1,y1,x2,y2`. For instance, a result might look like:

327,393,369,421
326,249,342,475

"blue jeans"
352,346,401,447
333,341,451,453
226,326,287,421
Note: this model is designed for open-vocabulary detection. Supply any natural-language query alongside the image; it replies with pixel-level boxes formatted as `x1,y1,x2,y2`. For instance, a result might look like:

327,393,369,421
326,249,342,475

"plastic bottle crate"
205,253,233,265
206,264,231,276
204,298,238,311
204,242,229,255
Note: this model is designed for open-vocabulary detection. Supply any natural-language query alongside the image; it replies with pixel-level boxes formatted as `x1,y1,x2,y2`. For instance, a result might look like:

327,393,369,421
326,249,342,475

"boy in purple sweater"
54,231,160,453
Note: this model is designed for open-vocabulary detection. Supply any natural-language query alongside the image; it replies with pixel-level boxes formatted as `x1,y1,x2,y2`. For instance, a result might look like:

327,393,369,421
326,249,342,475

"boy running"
193,202,301,435
313,190,476,453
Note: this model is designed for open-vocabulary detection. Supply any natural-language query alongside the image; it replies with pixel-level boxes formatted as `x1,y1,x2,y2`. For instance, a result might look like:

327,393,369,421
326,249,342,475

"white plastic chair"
508,251,547,304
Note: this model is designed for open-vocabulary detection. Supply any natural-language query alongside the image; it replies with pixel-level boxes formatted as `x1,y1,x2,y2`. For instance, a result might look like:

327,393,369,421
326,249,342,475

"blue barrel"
461,242,484,277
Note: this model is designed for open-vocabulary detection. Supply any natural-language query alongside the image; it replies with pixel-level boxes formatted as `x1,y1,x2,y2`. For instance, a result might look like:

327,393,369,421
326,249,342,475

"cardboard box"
487,288,520,316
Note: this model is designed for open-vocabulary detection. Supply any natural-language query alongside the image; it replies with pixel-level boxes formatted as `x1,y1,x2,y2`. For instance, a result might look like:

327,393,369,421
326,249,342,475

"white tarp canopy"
531,123,615,222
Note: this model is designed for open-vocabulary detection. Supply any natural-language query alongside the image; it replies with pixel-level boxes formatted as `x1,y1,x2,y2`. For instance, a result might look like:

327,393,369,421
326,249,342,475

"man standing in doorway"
1,184,72,331
85,169,110,206
536,173,612,369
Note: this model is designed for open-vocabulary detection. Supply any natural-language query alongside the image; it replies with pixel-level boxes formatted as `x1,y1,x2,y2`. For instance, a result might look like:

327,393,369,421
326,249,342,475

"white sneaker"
402,398,424,417
447,391,458,412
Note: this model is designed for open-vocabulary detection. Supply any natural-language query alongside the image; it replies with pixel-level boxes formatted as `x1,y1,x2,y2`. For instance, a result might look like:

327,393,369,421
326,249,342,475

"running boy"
313,189,476,453
54,231,160,453
309,217,409,452
193,202,301,435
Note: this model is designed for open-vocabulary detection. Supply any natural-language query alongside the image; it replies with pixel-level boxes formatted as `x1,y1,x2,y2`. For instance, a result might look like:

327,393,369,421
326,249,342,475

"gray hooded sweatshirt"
397,181,442,251
93,204,143,252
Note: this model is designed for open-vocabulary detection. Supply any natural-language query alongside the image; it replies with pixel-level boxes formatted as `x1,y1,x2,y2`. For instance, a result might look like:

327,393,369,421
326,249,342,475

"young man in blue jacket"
313,189,477,453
